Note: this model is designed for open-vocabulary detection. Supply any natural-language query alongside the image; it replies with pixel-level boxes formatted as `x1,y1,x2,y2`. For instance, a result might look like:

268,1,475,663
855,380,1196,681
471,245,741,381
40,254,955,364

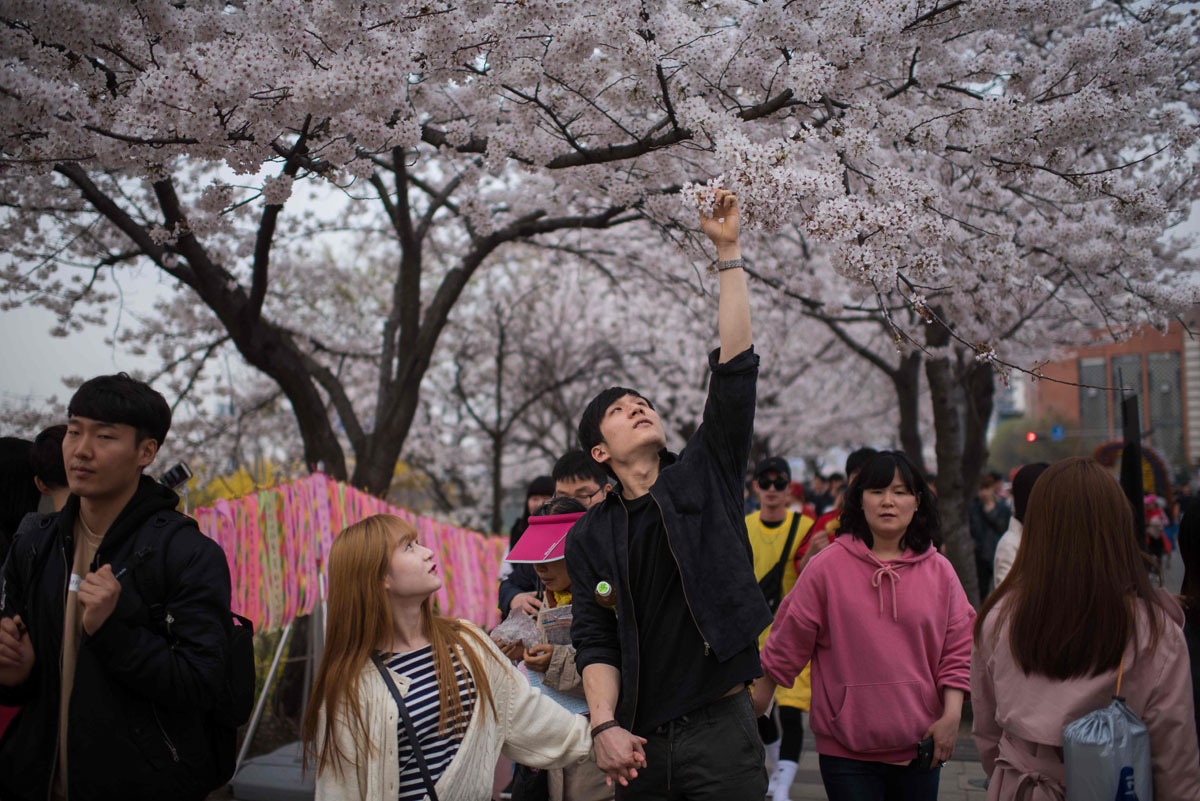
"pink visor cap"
506,512,584,564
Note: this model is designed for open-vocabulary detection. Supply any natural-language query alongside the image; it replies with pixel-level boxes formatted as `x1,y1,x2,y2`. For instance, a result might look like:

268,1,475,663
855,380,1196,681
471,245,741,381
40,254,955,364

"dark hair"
1010,462,1050,523
577,386,654,475
1179,508,1199,632
535,497,587,517
30,425,68,489
68,373,171,447
552,450,609,488
977,457,1165,679
840,451,938,554
525,475,555,500
845,447,878,479
828,472,846,483
0,437,39,542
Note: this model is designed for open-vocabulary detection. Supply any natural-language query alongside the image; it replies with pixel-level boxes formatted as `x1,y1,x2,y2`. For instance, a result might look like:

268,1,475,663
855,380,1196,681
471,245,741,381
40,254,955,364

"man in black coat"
566,190,771,799
0,373,232,801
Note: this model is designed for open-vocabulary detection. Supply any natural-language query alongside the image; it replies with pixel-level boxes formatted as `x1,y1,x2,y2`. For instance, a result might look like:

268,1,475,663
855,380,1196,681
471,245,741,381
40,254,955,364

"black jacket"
565,347,771,728
0,476,232,801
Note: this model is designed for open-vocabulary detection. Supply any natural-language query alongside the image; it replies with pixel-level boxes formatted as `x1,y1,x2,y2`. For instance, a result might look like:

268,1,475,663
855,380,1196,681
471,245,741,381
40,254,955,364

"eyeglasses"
757,477,789,491
557,485,605,502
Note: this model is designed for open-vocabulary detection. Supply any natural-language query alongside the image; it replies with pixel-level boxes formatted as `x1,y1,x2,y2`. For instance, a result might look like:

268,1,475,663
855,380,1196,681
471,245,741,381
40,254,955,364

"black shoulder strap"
131,512,194,625
2,513,59,615
771,513,803,574
372,654,441,801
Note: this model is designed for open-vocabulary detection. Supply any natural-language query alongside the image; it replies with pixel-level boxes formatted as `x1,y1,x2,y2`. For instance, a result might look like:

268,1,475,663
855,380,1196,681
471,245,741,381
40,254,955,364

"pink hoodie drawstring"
872,563,900,621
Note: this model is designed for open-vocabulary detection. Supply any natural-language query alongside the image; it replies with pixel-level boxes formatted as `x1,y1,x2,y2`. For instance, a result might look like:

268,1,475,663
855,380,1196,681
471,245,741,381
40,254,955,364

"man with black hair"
0,373,233,801
566,191,770,798
31,424,70,513
500,464,612,624
553,449,613,507
745,457,814,800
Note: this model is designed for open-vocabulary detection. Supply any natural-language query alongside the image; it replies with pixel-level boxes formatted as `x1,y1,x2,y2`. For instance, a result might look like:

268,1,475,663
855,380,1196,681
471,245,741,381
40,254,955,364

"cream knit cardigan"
315,624,594,801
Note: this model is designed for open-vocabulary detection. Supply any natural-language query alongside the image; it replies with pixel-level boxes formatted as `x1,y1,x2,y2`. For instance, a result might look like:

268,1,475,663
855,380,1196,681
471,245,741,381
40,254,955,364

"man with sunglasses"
746,457,815,800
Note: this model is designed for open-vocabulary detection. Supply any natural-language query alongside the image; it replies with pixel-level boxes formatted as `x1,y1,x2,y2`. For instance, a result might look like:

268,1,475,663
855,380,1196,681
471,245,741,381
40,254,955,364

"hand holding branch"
699,189,741,261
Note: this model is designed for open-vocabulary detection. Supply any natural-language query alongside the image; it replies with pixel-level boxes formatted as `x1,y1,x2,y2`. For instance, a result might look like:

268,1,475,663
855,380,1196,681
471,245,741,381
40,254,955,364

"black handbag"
757,514,803,613
372,654,441,801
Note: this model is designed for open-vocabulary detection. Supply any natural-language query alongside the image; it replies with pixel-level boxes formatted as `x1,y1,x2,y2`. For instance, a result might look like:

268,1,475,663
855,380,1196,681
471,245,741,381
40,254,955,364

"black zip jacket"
0,476,232,801
565,346,772,728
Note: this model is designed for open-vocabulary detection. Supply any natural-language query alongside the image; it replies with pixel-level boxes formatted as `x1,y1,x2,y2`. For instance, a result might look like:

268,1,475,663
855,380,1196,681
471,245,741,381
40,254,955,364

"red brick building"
1026,316,1199,474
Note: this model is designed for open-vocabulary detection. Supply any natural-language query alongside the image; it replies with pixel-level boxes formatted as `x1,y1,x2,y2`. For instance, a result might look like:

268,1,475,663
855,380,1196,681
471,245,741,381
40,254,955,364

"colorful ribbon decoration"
192,474,507,632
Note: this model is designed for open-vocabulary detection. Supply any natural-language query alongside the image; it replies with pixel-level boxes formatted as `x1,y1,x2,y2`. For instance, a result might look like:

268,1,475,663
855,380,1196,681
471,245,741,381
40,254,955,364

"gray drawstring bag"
1063,655,1152,801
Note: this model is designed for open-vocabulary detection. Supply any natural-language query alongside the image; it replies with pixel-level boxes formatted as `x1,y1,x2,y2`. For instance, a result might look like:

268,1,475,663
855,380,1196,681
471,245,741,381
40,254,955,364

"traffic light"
1026,431,1038,443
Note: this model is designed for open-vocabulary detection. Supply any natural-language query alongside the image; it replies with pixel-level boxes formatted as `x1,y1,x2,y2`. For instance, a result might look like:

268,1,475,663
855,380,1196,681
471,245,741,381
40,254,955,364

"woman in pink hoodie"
971,457,1200,800
753,451,974,801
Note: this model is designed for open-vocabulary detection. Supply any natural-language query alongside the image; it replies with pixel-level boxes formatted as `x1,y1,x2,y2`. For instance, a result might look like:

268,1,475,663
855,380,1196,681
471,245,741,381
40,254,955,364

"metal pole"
235,620,293,770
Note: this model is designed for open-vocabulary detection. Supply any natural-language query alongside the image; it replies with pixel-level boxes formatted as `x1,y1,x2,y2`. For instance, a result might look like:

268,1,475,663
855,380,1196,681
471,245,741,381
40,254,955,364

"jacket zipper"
46,538,71,801
619,498,641,729
152,704,180,763
651,492,711,656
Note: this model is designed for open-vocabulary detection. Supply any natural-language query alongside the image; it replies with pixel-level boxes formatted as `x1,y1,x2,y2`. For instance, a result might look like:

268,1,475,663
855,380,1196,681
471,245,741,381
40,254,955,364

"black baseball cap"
754,457,790,478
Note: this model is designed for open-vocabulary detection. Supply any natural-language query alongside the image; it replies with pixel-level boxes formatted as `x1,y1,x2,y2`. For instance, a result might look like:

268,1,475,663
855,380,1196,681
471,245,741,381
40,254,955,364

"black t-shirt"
625,492,761,734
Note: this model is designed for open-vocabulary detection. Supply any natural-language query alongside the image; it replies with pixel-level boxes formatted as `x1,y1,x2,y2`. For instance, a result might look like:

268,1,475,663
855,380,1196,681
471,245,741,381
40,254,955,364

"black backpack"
133,514,256,790
757,514,803,614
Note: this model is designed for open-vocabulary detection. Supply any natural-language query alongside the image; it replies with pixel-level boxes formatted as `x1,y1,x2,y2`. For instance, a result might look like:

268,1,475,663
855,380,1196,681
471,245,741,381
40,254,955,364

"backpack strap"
2,512,61,617
130,512,196,634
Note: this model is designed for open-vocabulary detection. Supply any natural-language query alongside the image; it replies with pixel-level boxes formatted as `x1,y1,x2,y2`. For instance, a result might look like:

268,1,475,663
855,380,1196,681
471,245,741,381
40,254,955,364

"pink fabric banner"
192,474,505,632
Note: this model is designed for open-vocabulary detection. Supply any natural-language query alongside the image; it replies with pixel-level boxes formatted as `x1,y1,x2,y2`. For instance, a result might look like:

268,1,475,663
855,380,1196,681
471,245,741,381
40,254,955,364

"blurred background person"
30,425,69,514
969,474,1010,597
0,437,39,565
992,463,1050,589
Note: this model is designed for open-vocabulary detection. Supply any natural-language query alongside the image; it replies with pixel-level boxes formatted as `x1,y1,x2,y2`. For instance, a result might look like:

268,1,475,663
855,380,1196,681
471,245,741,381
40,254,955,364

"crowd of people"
0,192,1198,801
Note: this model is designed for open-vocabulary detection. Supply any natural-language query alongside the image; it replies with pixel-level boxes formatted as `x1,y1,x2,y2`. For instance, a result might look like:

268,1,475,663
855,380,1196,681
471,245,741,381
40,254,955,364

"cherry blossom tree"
3,1,1198,595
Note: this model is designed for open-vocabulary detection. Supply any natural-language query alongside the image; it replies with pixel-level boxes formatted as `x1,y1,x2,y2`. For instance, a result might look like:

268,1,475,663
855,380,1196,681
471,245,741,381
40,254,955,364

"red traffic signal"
1026,431,1038,443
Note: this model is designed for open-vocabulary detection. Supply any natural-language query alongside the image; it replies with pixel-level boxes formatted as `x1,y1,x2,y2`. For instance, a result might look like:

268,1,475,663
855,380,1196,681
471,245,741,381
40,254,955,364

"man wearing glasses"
498,451,614,626
746,456,815,801
552,450,613,506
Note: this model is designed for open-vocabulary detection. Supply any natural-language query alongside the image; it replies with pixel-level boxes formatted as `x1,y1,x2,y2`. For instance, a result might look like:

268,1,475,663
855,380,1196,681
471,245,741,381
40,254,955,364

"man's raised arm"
700,190,751,363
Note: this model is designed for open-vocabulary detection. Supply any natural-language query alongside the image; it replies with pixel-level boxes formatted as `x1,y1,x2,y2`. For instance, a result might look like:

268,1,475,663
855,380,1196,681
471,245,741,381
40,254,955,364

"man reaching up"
566,191,771,799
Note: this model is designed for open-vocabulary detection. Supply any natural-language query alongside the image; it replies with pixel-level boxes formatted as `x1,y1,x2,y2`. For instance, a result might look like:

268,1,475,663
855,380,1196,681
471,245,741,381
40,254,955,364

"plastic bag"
489,611,541,650
1064,697,1152,801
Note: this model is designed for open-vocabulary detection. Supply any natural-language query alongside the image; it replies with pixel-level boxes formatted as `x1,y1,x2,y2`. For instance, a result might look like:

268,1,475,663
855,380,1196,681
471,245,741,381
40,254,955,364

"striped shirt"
384,646,473,801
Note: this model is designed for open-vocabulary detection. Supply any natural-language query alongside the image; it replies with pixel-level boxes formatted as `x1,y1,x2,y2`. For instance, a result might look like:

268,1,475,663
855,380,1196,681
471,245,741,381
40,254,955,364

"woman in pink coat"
971,457,1200,801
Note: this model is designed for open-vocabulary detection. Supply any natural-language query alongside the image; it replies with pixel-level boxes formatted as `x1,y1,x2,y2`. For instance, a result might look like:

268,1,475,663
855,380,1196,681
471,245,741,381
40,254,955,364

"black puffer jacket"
566,347,772,728
0,476,232,801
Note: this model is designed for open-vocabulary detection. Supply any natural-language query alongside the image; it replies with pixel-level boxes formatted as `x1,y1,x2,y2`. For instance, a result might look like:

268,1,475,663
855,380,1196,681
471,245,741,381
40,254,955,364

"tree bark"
892,351,925,468
923,315,992,607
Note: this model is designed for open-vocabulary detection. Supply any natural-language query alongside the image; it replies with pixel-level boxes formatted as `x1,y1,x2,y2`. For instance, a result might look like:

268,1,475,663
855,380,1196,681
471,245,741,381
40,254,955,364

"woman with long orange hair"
302,514,592,801
971,457,1200,800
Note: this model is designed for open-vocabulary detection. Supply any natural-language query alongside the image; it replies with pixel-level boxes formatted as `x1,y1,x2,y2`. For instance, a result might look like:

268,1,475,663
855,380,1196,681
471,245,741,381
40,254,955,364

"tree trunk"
892,351,925,468
924,317,986,606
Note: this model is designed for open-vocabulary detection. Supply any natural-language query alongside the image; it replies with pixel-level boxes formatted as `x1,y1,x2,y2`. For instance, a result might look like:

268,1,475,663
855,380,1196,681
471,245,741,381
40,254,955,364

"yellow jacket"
746,509,814,710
